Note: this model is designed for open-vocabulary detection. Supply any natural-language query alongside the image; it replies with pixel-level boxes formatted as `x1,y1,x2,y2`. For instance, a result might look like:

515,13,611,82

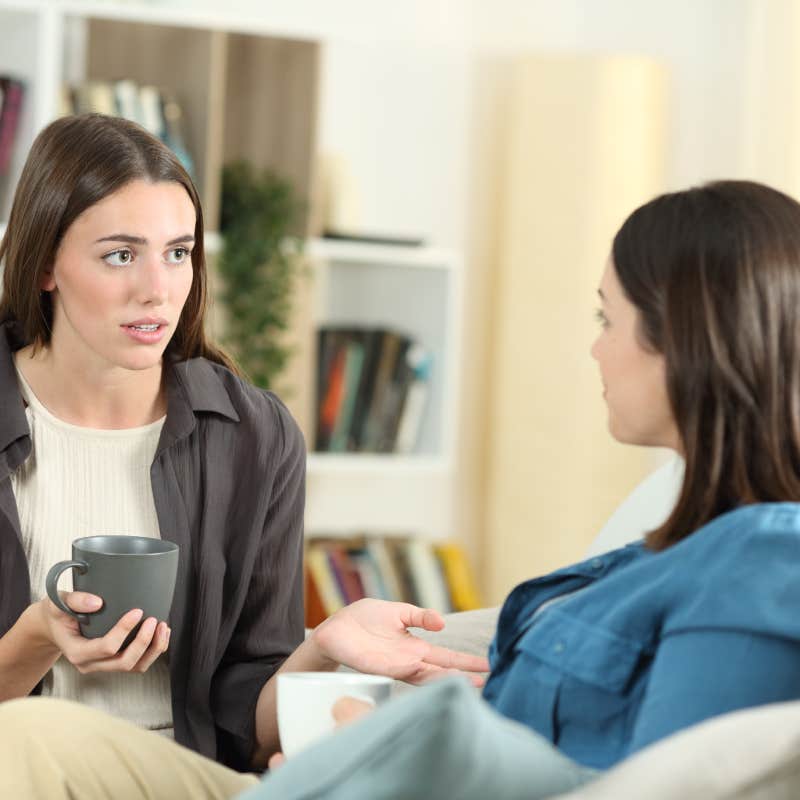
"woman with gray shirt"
0,113,487,788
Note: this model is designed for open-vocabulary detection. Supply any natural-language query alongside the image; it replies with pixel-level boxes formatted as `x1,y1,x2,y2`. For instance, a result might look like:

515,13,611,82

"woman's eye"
103,249,133,267
594,308,610,329
166,247,190,264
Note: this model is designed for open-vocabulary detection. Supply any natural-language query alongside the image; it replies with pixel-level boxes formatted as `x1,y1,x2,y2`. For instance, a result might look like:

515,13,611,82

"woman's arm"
0,603,60,700
0,595,168,701
251,599,492,767
627,629,800,756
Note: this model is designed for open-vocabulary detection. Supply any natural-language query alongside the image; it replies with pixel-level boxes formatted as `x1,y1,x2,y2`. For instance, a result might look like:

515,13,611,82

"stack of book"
304,536,482,628
315,326,432,453
61,79,194,178
0,75,25,217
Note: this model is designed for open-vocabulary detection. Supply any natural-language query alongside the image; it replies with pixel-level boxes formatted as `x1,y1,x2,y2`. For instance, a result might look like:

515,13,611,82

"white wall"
464,0,753,191
318,41,470,246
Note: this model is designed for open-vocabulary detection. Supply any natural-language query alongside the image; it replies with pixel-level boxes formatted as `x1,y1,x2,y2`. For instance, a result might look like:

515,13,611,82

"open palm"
311,598,490,686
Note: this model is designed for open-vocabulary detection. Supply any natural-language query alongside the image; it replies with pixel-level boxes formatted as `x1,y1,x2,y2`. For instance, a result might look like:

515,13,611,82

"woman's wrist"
296,627,339,672
23,601,60,658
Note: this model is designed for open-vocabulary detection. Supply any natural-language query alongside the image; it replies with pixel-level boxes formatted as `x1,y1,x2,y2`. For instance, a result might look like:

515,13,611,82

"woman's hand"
309,598,491,686
35,593,170,674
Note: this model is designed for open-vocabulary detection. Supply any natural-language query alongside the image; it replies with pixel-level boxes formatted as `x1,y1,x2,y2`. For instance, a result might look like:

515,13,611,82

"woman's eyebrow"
597,288,607,301
94,233,195,246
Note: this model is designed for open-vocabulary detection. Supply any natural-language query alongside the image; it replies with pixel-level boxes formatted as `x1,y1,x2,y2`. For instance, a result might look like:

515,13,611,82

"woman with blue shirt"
2,168,800,796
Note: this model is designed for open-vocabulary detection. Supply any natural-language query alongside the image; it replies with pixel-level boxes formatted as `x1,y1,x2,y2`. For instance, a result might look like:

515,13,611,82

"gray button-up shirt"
0,323,306,770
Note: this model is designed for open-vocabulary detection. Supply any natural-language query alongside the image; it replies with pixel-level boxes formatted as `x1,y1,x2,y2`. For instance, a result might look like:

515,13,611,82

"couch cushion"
557,700,800,799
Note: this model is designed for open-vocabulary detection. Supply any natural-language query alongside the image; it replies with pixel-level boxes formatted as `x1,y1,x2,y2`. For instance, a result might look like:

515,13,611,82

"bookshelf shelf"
305,452,452,540
307,238,459,271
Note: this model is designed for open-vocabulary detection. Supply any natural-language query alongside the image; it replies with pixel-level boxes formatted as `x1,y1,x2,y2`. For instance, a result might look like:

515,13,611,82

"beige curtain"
481,55,668,603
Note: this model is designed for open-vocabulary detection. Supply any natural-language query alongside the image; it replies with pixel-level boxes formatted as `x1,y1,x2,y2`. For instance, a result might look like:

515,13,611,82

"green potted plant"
217,161,304,390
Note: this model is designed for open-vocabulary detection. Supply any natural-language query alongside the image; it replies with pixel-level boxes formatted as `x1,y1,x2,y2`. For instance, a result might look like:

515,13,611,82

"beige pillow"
557,700,800,800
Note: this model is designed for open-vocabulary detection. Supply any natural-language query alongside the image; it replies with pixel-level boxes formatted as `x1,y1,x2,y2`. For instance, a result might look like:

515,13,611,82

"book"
160,89,195,178
394,344,433,454
349,547,390,600
346,328,385,451
435,542,483,611
139,85,166,140
114,79,143,125
402,539,453,613
325,544,366,604
306,546,345,616
361,331,408,451
87,80,117,115
328,335,366,452
316,338,347,450
364,537,406,603
304,563,328,629
374,335,414,452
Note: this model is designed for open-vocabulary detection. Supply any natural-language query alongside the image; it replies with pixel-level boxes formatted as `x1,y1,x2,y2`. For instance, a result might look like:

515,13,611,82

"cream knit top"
10,366,173,734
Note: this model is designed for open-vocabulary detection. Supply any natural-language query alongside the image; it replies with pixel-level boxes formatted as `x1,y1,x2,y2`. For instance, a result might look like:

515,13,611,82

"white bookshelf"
0,0,464,545
305,240,462,540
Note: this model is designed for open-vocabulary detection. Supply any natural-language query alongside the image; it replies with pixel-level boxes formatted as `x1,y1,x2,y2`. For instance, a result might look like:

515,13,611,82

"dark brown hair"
0,113,236,371
613,180,800,550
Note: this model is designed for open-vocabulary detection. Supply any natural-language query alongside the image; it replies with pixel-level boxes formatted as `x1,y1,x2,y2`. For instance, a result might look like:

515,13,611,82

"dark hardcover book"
375,336,415,453
328,333,366,452
325,545,366,604
314,328,336,447
347,328,386,451
315,336,348,451
360,331,408,452
384,538,419,604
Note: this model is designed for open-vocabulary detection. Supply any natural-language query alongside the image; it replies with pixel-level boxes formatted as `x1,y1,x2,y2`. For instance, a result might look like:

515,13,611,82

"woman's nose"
136,258,168,305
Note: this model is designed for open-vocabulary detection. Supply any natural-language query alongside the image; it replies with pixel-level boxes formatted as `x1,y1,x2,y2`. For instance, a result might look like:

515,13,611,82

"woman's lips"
121,322,168,344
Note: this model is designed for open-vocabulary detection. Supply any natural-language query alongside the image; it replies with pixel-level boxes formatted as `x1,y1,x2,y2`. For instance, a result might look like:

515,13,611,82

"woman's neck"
14,344,167,430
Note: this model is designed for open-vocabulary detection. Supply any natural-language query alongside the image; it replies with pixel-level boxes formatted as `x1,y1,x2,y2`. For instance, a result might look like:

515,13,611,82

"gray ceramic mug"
45,535,179,640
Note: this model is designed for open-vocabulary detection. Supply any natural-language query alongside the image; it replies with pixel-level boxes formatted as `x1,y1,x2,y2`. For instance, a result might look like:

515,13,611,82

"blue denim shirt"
482,503,800,769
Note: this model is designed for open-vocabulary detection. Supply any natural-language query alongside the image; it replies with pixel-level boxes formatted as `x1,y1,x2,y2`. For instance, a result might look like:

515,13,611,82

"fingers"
88,616,162,673
332,696,374,726
84,609,145,661
402,664,487,687
400,605,445,632
61,591,104,614
420,644,491,674
130,621,170,673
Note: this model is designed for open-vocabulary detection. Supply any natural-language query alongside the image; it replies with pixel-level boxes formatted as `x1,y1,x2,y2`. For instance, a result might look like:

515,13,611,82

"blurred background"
0,0,795,618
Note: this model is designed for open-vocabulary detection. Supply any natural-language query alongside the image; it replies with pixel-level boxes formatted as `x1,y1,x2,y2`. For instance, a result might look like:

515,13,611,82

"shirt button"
591,558,603,570
553,641,565,653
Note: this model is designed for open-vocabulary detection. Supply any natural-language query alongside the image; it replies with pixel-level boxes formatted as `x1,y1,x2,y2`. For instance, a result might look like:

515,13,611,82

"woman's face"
590,260,679,450
42,179,196,373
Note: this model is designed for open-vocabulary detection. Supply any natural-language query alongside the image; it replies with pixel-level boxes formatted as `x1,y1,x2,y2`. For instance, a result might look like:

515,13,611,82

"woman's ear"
40,269,56,292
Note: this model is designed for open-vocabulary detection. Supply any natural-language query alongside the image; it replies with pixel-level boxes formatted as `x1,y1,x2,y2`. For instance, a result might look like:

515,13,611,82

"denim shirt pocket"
517,607,644,692
502,608,647,760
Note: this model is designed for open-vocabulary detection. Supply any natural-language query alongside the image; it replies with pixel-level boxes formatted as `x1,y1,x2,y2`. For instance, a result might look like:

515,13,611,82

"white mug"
277,672,393,757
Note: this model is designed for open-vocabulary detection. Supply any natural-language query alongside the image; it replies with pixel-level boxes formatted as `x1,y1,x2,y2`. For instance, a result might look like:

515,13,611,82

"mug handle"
45,560,91,623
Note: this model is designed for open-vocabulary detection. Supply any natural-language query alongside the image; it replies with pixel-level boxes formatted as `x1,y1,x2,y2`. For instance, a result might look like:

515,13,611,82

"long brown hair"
613,180,800,550
0,113,236,371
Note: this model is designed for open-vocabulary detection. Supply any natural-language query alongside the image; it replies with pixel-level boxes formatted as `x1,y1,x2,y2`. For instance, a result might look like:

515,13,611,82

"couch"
404,457,800,799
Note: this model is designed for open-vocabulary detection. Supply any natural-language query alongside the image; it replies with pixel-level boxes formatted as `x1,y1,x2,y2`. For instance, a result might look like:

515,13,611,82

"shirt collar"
0,322,240,465
0,323,30,468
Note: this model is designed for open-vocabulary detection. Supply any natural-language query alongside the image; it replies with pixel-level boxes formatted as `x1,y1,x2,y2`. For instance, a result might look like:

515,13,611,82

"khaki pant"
0,697,260,800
